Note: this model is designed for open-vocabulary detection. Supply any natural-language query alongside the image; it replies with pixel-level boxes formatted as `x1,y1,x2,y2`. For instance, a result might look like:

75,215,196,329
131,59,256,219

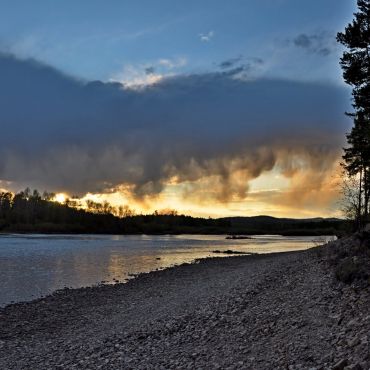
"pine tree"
337,0,370,227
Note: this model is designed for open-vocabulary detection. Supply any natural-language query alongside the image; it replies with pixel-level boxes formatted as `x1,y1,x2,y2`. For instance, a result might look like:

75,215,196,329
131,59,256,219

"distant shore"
1,240,368,369
0,207,347,236
0,229,341,236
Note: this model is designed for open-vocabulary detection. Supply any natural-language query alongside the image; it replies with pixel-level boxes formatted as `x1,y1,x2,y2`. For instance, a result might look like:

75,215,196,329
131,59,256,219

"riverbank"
0,239,369,369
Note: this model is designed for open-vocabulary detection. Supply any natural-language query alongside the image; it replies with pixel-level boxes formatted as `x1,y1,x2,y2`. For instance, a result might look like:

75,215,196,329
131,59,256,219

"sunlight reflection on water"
0,234,335,306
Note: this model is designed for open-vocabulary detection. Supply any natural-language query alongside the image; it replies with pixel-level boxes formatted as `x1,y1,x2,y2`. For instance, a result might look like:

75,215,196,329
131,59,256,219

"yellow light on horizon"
54,193,67,203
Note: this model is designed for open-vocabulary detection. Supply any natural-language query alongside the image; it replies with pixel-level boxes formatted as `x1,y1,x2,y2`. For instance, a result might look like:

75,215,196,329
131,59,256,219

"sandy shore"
0,247,369,369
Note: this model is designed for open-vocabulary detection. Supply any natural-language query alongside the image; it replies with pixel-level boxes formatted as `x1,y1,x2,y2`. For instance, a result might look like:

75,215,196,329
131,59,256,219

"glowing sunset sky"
0,0,357,217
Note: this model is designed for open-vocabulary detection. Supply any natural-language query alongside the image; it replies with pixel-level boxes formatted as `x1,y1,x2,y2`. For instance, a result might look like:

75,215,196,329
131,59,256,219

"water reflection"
0,234,335,306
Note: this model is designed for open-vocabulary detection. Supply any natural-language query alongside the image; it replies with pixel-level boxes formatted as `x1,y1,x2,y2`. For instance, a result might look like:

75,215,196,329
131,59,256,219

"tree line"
0,188,229,234
0,188,347,235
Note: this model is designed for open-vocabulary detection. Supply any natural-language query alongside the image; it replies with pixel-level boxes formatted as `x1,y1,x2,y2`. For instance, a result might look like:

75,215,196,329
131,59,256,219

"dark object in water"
212,249,250,255
225,235,252,240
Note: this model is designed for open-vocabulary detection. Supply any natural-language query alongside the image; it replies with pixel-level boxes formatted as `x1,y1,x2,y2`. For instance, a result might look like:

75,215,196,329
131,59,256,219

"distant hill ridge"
217,216,346,236
222,216,343,224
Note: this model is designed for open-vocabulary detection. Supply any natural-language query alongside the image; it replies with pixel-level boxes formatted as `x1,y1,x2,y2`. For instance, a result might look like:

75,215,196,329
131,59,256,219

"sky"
0,0,358,218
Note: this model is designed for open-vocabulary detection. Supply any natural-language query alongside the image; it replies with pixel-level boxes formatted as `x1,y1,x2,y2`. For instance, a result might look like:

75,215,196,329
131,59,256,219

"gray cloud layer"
293,32,335,56
0,53,349,200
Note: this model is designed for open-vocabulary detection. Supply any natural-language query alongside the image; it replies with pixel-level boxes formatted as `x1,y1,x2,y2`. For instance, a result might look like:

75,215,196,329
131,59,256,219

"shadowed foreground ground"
0,244,369,369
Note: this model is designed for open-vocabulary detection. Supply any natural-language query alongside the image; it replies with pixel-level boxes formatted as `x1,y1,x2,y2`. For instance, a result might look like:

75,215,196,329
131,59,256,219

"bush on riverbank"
323,231,370,286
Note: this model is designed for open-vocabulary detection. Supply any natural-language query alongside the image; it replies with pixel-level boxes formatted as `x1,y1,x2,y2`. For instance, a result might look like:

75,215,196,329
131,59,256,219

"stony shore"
0,238,369,369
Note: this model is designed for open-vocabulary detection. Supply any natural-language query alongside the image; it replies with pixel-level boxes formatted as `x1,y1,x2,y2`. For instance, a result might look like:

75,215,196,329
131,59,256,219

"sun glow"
54,193,67,203
45,162,342,218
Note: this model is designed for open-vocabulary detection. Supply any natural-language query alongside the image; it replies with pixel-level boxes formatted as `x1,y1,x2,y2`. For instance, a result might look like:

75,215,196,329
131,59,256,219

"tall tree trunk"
358,168,363,230
365,166,370,225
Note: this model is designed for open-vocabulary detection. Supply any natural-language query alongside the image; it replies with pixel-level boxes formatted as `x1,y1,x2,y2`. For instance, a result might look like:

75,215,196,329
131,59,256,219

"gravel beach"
0,241,369,369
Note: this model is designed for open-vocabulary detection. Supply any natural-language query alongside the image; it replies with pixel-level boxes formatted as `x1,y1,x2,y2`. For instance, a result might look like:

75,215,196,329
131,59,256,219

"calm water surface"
0,234,335,306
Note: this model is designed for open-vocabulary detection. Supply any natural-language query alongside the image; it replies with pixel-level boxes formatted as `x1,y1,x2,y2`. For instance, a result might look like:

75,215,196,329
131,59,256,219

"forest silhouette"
0,188,347,235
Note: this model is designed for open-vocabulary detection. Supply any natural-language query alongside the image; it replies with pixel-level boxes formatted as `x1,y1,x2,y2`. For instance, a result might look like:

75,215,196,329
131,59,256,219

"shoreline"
0,251,282,310
0,230,340,236
1,245,369,369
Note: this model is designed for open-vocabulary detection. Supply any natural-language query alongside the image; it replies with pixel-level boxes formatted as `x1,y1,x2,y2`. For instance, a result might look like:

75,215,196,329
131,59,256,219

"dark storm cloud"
0,52,350,200
293,33,335,56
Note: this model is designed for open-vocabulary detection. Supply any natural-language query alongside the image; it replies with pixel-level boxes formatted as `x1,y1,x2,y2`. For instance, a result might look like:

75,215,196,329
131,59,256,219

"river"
0,234,335,306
